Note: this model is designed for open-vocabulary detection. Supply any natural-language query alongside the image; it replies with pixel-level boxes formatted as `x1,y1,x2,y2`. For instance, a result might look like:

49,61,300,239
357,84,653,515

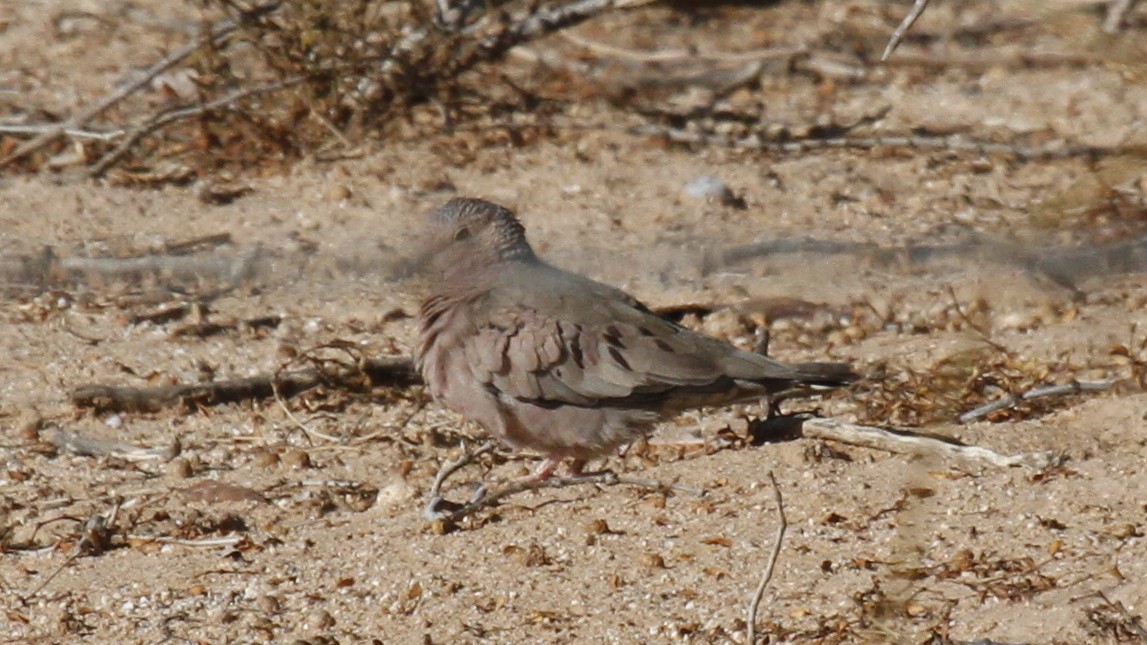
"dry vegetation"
2,0,1147,643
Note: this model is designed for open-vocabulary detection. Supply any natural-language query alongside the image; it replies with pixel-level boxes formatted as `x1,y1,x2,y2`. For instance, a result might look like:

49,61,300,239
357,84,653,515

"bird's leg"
514,456,562,483
515,457,590,483
766,396,783,419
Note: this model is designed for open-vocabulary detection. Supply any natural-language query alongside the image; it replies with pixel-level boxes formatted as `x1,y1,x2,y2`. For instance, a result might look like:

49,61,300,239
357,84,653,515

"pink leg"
567,459,587,476
516,457,590,483
514,456,562,483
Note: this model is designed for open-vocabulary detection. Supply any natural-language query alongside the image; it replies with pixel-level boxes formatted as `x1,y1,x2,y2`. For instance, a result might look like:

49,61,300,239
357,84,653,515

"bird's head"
413,198,537,282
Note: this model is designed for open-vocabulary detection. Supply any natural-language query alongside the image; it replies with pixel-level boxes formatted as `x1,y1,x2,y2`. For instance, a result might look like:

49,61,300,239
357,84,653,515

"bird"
413,197,857,481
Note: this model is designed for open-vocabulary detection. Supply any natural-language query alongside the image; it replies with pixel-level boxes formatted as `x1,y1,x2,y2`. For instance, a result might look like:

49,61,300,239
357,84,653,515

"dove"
414,198,857,480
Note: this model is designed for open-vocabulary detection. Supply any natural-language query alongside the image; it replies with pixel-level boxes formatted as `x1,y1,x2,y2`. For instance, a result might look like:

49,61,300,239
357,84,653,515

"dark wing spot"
654,338,675,353
608,346,631,371
570,337,585,369
638,326,655,336
603,324,625,349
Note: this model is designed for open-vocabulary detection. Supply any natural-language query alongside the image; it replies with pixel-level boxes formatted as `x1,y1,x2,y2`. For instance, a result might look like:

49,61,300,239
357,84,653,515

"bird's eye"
453,227,471,242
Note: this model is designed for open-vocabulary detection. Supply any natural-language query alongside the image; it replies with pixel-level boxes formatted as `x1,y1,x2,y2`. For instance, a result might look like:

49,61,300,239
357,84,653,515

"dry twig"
42,426,180,462
72,355,417,413
0,124,124,140
882,0,932,61
799,418,1061,469
87,78,304,177
424,442,703,524
958,380,1117,423
1104,0,1140,33
126,534,246,548
560,31,801,64
0,9,253,168
25,502,121,600
423,440,500,521
745,471,786,645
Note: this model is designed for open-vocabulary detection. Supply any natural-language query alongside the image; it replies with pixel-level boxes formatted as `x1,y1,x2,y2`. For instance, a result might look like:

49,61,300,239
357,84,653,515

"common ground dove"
414,198,857,480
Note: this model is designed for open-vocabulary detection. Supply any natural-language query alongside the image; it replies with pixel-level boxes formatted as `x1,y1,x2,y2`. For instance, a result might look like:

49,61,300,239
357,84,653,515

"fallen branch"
745,471,786,645
958,380,1117,423
799,418,1061,469
71,356,418,413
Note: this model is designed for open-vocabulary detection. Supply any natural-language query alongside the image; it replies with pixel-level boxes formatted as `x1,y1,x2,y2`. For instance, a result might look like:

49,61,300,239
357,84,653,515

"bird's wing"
463,309,705,407
459,261,856,409
462,281,813,408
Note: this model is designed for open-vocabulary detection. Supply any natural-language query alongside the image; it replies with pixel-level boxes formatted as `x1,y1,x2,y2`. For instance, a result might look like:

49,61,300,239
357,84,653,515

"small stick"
424,448,704,523
42,425,180,462
1097,590,1147,640
1103,0,1139,33
71,355,418,413
799,418,1061,469
746,471,786,645
882,0,931,61
88,77,304,177
354,397,428,444
560,31,801,64
270,342,393,444
958,380,1117,424
427,470,701,523
0,14,243,168
0,124,124,140
25,502,121,600
270,369,344,445
424,441,500,520
124,534,246,548
946,284,1008,353
163,232,234,255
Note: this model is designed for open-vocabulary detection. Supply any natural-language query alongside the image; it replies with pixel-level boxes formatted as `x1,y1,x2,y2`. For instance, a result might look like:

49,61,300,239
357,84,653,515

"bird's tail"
788,362,859,390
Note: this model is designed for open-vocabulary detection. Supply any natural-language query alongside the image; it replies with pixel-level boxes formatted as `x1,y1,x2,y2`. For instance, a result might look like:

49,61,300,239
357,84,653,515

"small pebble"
166,457,194,479
312,609,336,630
252,451,280,469
256,595,282,613
682,175,742,208
281,449,311,469
640,553,667,569
17,416,43,441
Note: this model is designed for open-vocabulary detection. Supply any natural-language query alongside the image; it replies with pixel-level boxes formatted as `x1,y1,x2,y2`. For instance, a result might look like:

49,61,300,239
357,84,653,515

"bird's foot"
515,457,588,483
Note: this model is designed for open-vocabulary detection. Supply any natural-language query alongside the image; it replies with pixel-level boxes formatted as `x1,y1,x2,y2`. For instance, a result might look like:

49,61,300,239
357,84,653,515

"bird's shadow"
746,412,818,446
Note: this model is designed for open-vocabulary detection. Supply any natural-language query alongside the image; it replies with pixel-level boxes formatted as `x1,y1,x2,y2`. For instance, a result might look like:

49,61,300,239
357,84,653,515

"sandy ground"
2,1,1147,643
